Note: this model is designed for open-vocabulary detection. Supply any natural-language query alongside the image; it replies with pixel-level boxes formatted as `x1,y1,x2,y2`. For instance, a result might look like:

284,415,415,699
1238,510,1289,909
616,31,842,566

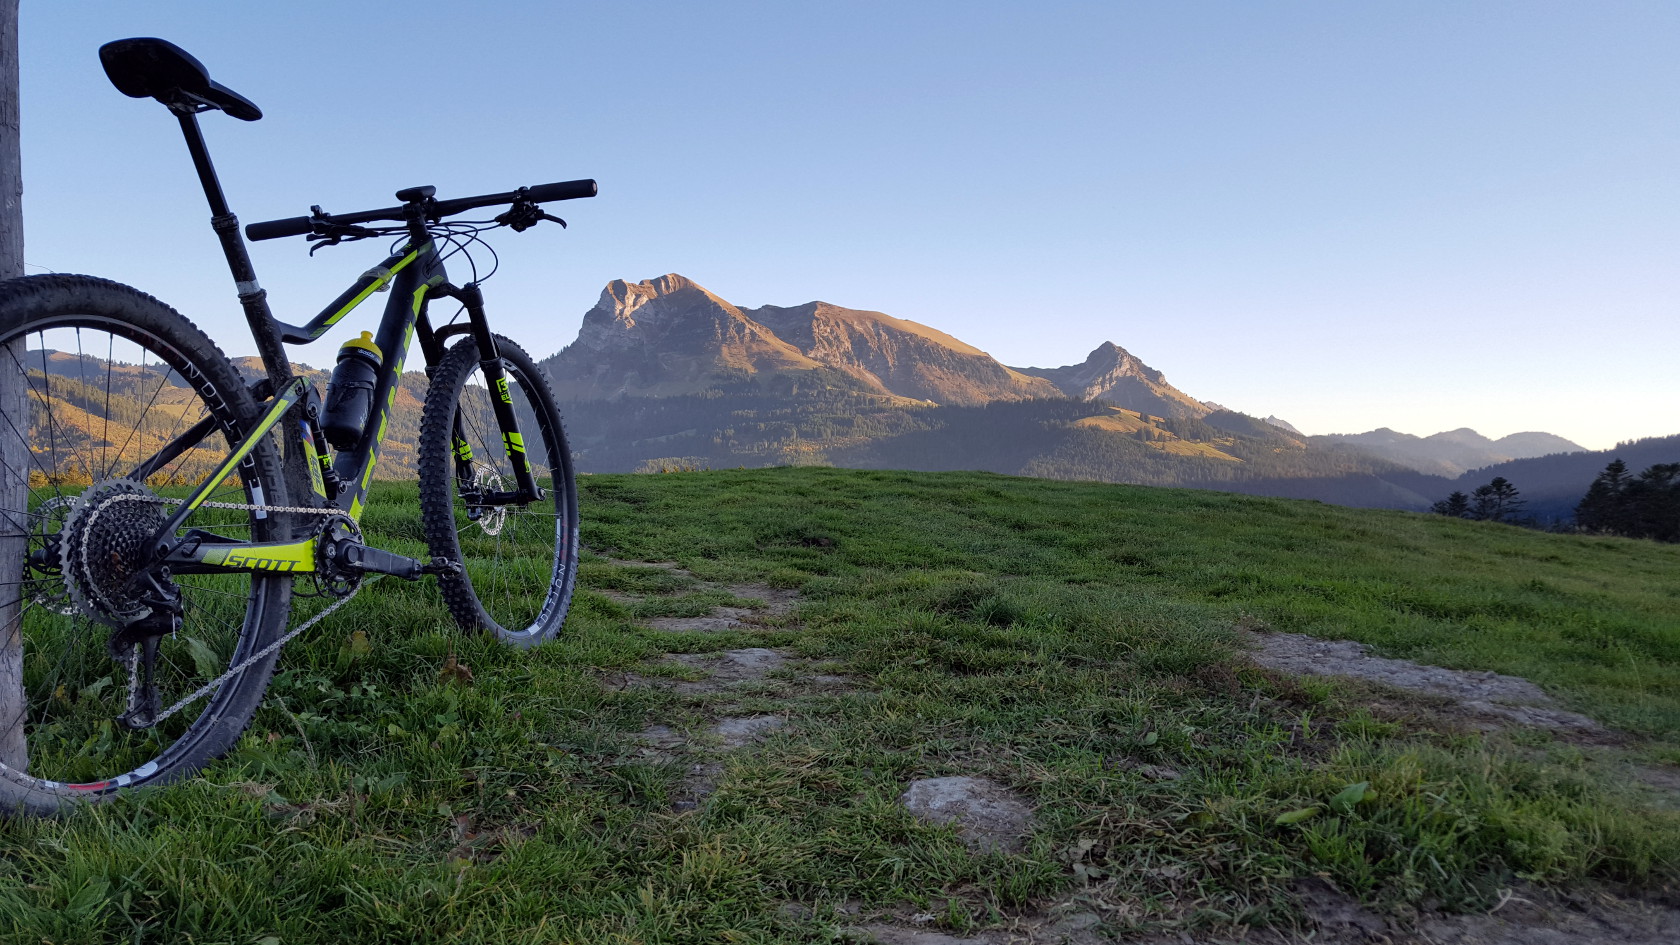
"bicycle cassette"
59,478,171,628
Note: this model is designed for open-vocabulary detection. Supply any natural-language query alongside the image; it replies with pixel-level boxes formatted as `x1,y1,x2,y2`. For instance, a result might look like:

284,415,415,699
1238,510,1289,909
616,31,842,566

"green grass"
3,468,1678,943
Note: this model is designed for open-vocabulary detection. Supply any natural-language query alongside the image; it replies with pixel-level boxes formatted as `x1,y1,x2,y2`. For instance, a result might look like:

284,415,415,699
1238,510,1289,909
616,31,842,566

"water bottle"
321,331,382,450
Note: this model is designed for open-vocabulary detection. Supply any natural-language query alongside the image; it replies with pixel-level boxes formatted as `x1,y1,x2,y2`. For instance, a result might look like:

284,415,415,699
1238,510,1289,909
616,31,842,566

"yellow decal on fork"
502,431,525,456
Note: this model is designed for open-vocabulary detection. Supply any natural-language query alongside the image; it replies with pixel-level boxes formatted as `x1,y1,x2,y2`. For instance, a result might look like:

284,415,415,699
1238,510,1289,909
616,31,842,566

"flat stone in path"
1245,630,1606,735
713,715,785,747
633,724,685,752
646,615,746,633
724,583,800,616
672,761,721,812
671,647,790,687
898,776,1034,854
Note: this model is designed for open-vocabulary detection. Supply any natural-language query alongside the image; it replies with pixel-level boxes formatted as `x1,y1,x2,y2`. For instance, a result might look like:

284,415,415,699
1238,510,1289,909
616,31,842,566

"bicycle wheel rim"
0,312,285,800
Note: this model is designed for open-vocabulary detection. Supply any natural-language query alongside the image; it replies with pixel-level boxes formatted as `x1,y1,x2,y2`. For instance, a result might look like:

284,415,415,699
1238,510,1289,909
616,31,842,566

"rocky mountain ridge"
540,274,1205,412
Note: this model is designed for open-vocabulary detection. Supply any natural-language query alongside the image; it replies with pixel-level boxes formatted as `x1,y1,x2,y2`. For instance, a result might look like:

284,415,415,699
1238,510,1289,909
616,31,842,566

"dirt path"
591,557,845,810
1242,630,1608,736
583,561,1680,944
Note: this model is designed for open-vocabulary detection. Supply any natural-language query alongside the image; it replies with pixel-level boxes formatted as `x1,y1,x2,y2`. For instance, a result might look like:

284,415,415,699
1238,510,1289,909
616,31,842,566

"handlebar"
244,178,598,242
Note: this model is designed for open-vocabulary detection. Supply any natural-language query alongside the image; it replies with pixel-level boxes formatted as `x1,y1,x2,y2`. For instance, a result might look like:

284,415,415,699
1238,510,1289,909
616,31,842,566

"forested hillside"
1437,434,1680,522
559,391,1442,508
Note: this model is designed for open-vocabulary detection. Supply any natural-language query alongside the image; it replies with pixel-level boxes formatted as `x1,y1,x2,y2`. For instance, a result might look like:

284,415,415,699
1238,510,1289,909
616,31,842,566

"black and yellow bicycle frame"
135,108,543,580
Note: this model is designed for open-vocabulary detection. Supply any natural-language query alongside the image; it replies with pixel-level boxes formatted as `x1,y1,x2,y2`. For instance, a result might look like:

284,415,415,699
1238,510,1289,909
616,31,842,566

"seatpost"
173,110,291,390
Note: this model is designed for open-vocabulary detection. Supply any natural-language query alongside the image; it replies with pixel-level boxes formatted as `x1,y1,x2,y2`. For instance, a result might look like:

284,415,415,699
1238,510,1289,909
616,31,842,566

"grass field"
2,467,1678,943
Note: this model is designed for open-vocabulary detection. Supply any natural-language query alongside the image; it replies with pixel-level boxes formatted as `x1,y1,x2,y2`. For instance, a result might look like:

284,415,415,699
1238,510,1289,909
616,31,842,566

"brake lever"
302,204,381,245
304,216,383,254
494,200,566,232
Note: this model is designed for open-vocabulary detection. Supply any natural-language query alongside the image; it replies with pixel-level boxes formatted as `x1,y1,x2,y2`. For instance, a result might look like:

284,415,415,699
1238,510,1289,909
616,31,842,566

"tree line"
1574,459,1679,542
1430,477,1525,523
1431,459,1679,542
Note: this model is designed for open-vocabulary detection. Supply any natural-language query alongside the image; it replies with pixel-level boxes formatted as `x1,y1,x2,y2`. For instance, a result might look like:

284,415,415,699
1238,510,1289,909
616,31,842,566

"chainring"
314,513,364,597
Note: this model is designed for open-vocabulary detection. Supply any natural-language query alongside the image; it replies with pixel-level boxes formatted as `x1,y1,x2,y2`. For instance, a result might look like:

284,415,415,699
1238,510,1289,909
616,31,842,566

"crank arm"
331,543,457,581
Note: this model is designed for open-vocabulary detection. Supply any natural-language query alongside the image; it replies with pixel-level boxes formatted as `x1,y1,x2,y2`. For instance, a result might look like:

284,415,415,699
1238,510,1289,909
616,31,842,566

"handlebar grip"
245,216,315,241
524,179,597,203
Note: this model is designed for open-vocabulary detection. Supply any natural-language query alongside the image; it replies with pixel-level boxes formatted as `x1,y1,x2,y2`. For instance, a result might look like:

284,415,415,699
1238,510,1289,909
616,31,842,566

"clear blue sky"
17,1,1678,450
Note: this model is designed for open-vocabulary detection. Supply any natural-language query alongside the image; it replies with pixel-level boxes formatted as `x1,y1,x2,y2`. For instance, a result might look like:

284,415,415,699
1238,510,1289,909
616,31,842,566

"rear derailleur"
105,582,184,731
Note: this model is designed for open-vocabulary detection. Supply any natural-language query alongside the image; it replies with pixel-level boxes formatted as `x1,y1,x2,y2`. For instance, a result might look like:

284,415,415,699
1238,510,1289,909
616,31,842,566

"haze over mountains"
1320,427,1585,477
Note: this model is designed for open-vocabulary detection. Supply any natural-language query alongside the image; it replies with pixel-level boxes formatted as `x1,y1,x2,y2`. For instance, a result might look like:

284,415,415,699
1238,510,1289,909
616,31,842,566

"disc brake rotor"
28,495,79,615
471,468,508,537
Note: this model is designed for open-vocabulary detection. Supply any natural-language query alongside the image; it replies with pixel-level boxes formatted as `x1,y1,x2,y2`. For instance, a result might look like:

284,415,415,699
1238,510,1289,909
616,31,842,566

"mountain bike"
0,38,593,815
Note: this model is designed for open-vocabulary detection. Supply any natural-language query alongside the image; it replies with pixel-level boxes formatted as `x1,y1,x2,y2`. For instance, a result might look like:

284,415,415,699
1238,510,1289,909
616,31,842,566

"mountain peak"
596,273,720,321
1011,343,1207,418
550,274,820,398
1078,341,1161,381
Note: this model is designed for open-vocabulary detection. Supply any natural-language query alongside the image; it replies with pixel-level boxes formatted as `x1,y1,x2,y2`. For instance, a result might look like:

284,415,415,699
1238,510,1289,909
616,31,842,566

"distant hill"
1318,426,1584,477
1433,434,1680,523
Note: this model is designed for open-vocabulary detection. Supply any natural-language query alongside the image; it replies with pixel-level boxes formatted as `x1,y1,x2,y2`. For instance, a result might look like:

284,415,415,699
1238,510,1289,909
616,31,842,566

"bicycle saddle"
98,37,262,121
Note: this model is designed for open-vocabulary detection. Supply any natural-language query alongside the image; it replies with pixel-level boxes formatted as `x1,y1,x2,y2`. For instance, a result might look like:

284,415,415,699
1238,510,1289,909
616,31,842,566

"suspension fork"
437,282,541,502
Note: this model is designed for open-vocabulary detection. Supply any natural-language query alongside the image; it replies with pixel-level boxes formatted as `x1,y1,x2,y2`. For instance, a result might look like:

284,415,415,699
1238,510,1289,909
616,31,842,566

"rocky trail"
583,559,1679,944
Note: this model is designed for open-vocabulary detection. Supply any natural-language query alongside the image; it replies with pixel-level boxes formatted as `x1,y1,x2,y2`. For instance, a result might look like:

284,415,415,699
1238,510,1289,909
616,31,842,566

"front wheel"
417,334,578,647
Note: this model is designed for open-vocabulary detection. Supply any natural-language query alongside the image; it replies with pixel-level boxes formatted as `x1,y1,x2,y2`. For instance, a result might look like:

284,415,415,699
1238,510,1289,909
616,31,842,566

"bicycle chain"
78,492,365,727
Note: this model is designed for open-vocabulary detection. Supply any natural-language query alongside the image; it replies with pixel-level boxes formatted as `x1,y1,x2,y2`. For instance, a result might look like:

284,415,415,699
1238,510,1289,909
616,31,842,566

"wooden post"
0,0,27,771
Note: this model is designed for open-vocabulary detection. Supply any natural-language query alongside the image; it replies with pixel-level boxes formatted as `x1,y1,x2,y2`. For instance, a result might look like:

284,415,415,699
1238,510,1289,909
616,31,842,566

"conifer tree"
1431,491,1470,518
1468,477,1524,523
1576,459,1632,534
1575,459,1679,542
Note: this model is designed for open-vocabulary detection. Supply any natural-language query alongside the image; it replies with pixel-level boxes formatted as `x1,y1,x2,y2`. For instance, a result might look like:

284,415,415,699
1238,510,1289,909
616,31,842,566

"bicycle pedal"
421,558,462,577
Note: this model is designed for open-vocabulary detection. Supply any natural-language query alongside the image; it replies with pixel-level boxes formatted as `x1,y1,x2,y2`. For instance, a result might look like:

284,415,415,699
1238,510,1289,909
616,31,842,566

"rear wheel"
418,334,578,647
0,275,292,816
